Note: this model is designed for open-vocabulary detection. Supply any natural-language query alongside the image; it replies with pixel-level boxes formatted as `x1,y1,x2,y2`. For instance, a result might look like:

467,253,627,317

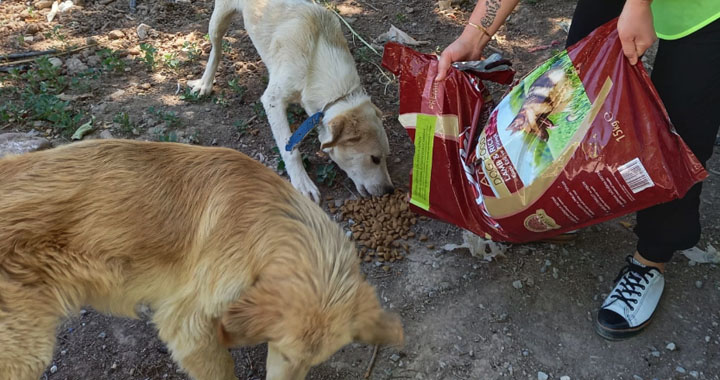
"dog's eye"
371,155,381,165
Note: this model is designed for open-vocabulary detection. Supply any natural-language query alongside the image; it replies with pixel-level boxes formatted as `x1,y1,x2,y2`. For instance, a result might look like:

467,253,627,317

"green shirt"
652,0,720,40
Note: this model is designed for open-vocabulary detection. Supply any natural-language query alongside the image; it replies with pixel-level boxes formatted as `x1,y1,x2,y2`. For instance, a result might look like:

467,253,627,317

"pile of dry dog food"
330,190,429,265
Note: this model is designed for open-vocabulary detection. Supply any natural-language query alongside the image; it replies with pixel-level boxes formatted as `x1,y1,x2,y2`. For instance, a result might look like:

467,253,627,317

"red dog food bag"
382,19,707,243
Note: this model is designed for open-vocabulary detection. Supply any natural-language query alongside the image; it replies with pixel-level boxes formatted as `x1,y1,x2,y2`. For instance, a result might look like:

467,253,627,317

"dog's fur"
188,0,394,202
0,140,403,380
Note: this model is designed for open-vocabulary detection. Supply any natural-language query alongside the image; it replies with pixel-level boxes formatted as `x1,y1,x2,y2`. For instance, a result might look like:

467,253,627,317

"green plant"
227,77,246,98
354,46,374,64
182,41,202,62
212,91,229,107
97,48,126,73
162,52,181,70
271,146,286,174
179,87,203,102
221,39,232,53
154,130,179,142
113,112,135,133
316,163,337,186
395,13,407,22
44,25,68,49
253,101,266,119
234,119,248,137
138,43,158,71
148,106,182,129
21,56,68,94
0,57,83,134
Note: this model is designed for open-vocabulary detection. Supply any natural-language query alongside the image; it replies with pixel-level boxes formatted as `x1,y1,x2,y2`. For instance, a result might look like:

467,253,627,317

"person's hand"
617,0,657,65
435,31,487,81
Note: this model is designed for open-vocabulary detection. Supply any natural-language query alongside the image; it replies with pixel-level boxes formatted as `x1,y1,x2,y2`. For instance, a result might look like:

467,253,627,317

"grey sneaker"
595,255,664,340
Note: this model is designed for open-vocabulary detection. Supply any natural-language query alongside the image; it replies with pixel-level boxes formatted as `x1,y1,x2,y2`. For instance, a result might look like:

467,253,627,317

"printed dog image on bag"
505,67,573,142
480,52,591,194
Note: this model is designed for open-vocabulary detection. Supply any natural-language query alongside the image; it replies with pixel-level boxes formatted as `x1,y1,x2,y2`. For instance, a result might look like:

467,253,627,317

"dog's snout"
383,185,395,195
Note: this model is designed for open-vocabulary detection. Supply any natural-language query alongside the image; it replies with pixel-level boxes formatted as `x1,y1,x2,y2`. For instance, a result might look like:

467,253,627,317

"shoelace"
609,256,656,311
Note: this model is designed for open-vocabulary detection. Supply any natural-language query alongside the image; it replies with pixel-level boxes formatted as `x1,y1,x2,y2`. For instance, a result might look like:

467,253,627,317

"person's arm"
435,0,520,81
617,0,656,65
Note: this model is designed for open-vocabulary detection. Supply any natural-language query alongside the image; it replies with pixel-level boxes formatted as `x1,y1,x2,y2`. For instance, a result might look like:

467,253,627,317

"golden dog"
0,140,403,380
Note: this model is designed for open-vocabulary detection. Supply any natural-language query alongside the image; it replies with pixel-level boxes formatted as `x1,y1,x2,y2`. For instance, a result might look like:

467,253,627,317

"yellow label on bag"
410,114,436,210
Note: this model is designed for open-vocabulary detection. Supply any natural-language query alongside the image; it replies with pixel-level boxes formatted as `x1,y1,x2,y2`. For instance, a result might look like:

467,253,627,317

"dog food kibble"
338,190,421,264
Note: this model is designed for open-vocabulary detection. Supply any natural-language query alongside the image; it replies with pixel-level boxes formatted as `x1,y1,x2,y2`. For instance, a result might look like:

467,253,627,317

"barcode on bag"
618,158,654,194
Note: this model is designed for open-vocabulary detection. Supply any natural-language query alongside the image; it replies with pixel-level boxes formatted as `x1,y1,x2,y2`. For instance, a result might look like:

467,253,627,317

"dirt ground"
1,0,719,379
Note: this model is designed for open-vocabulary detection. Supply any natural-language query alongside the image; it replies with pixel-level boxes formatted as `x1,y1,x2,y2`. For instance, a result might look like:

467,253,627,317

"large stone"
65,57,88,75
0,133,52,158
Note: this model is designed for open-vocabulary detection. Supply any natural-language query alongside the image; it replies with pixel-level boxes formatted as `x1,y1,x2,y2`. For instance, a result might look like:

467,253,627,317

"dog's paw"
292,176,321,204
187,79,213,96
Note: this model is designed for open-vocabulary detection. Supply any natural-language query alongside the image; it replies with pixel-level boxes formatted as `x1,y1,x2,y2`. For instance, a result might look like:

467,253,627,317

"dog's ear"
321,114,361,150
217,286,280,347
351,284,404,347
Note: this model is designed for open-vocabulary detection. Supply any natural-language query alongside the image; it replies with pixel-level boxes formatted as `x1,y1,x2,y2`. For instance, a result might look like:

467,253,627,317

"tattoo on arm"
481,0,501,28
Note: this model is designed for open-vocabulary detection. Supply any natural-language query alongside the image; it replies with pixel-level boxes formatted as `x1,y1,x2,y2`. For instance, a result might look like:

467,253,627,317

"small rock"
79,309,87,315
705,336,711,343
526,278,535,287
107,89,126,101
437,0,452,12
50,365,58,374
86,36,98,45
537,371,549,380
389,354,401,362
675,367,686,374
98,332,107,339
86,55,101,67
512,280,523,289
60,350,67,355
35,0,54,9
49,57,63,68
65,57,88,75
695,280,703,289
633,376,643,380
666,342,676,351
689,371,699,378
140,83,152,90
25,23,41,35
650,350,660,357
560,376,570,380
136,23,152,40
108,29,125,40
552,267,559,279
100,130,114,139
0,133,52,158
405,7,414,13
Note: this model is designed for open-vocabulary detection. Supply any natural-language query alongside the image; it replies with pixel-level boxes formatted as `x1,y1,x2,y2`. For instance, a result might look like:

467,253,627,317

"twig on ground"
364,345,380,379
358,0,379,11
0,44,96,70
315,1,380,56
341,180,360,199
0,49,59,62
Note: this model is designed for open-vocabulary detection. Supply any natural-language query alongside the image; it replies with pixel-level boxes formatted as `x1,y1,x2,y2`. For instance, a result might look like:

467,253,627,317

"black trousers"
566,0,720,262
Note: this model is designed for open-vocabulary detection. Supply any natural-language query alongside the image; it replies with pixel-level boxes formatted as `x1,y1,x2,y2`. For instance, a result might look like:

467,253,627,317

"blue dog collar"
285,111,324,152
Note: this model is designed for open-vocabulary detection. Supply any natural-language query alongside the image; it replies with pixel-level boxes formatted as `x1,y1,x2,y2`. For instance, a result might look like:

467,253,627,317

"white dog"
189,0,394,202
